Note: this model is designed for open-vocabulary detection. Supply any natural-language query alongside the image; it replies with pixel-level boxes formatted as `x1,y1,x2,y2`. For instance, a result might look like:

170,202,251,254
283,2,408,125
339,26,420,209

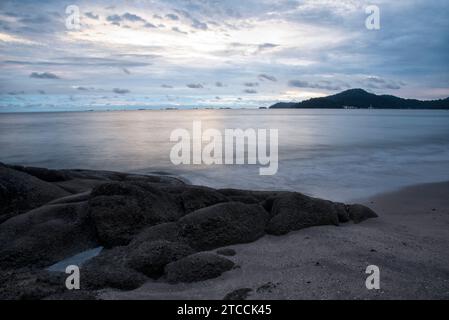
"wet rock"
7,165,70,182
88,182,184,247
130,222,183,246
165,252,234,283
81,247,147,291
223,288,253,300
178,202,269,250
127,240,194,278
347,204,378,223
0,269,66,300
0,202,97,270
181,186,229,214
266,193,340,235
0,166,70,223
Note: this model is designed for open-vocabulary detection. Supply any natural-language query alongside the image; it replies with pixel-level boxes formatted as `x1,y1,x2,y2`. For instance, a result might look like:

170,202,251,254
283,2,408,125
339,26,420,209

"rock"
216,248,236,256
88,182,184,247
0,269,66,300
127,240,194,278
130,222,183,246
0,202,98,270
48,191,91,205
180,186,229,214
0,166,70,223
223,288,253,300
81,247,147,290
165,253,234,283
7,165,70,182
88,195,147,247
256,282,278,293
347,204,378,223
266,193,340,235
335,202,351,223
178,202,269,250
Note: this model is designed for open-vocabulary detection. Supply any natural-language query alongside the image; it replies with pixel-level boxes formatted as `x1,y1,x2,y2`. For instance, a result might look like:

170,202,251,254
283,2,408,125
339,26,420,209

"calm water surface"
1,109,449,201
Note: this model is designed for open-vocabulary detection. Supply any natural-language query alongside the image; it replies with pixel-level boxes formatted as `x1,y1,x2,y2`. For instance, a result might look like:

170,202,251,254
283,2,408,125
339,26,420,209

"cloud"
161,84,173,88
113,88,130,94
244,89,258,94
165,14,179,21
144,22,157,28
244,82,259,87
38,90,45,94
363,77,402,90
191,19,208,30
257,43,279,52
258,74,277,82
122,68,131,74
29,72,60,79
172,27,188,34
186,83,204,89
288,79,349,91
122,13,146,23
215,82,225,87
85,12,99,20
75,86,90,91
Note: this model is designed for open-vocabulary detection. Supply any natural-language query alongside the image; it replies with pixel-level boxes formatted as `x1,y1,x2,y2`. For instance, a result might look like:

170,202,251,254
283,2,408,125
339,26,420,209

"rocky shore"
0,163,377,300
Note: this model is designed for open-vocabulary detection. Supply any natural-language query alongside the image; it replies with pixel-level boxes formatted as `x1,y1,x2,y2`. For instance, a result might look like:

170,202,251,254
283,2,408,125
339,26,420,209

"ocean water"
1,109,449,201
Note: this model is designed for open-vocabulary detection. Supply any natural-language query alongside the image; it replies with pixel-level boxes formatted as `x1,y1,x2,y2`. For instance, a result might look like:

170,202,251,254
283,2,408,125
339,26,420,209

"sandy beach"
100,181,449,300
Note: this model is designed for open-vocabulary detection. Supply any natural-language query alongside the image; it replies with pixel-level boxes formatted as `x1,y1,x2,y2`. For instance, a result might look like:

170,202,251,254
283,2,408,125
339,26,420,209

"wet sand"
100,181,449,300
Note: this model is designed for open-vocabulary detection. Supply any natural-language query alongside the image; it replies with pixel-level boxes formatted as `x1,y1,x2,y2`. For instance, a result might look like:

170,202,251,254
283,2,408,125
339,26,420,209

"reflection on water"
1,109,449,201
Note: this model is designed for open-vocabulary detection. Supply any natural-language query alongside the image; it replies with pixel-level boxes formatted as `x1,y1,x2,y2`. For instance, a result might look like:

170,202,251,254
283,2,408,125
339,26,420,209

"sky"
0,0,448,111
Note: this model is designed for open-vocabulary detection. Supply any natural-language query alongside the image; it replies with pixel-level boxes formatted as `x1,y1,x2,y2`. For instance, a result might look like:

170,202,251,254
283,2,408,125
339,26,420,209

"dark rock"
216,248,236,256
81,247,147,290
181,186,229,214
335,202,351,223
0,166,70,223
88,182,184,247
7,165,70,182
0,269,66,300
127,240,194,278
347,204,378,223
130,222,182,246
165,252,234,283
266,193,339,235
223,288,253,300
0,202,98,270
48,191,91,205
178,202,269,250
256,282,278,293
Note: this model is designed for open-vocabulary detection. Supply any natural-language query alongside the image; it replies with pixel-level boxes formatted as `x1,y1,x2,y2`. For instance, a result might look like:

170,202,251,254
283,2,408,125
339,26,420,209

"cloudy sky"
0,0,448,110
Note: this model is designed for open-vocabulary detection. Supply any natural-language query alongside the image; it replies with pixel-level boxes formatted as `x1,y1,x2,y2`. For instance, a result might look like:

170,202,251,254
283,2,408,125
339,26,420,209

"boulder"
266,193,339,235
0,269,66,300
7,165,70,182
178,202,269,250
347,204,378,223
129,223,183,247
81,247,147,290
0,202,97,270
180,186,229,214
223,288,253,300
88,182,184,247
165,252,234,283
127,240,194,278
0,166,70,223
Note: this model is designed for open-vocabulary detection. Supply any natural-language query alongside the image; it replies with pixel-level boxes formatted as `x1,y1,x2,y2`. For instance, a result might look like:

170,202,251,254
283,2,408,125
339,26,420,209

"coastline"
101,181,449,300
0,163,448,300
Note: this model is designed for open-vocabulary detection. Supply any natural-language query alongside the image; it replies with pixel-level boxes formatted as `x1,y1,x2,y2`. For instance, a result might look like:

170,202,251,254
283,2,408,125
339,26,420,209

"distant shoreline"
1,107,449,115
